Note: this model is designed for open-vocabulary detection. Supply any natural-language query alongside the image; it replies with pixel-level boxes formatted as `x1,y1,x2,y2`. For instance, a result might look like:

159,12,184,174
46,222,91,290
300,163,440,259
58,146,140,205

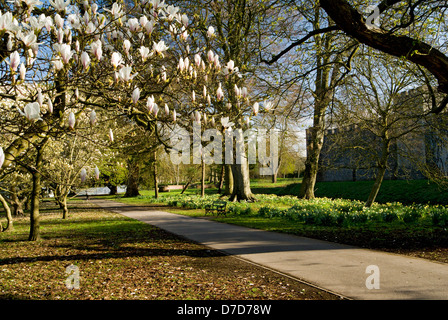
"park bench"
205,200,227,216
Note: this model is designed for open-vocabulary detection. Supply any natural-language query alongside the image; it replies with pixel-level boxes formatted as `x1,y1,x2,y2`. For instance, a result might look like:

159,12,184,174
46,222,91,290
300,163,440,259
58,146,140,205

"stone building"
309,88,448,182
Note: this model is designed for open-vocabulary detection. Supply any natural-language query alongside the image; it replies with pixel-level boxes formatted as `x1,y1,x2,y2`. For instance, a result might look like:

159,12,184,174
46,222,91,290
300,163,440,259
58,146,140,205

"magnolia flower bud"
90,109,96,126
9,51,20,73
216,83,223,101
253,102,259,116
207,26,215,38
68,111,76,129
132,87,140,104
80,168,87,183
47,98,53,113
94,166,100,180
0,147,4,170
81,51,90,70
19,63,26,81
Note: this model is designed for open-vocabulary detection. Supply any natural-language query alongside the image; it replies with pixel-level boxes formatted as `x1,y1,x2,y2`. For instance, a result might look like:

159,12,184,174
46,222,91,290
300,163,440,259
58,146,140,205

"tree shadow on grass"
0,247,226,266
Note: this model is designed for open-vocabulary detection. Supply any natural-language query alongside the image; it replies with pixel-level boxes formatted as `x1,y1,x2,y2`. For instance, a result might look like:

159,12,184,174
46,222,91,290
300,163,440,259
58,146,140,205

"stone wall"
311,89,448,182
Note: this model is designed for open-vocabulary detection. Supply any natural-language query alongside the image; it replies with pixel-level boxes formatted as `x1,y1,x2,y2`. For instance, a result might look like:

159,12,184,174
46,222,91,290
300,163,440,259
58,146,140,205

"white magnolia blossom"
123,39,131,54
91,39,103,60
127,18,140,32
118,65,137,82
90,110,96,126
18,31,39,47
47,98,53,113
152,40,168,56
68,111,76,129
132,87,140,104
207,26,215,38
144,20,154,34
194,53,201,67
19,63,26,80
85,22,96,34
49,0,70,12
194,110,201,123
207,50,214,63
104,2,123,18
54,14,64,29
139,46,151,61
9,51,20,72
80,168,87,182
0,12,18,33
51,58,64,71
216,83,224,101
18,102,42,121
37,88,43,107
0,147,4,170
264,100,273,111
80,51,90,70
181,14,188,27
221,117,234,129
59,43,73,64
94,166,100,180
253,102,259,116
111,52,123,68
146,95,156,113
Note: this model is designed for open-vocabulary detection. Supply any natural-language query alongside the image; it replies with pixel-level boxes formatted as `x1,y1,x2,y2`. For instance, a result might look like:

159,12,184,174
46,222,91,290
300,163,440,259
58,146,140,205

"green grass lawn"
133,178,448,205
0,201,337,300
280,179,448,205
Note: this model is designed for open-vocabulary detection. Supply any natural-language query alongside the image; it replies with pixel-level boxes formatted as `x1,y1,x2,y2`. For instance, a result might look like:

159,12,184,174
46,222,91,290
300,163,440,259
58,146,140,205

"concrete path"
93,199,448,300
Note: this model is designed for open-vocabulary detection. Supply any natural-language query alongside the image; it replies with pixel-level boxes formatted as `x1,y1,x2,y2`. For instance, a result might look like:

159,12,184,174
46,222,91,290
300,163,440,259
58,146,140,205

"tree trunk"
10,186,25,216
218,165,225,194
229,159,255,202
298,125,325,199
201,160,205,197
0,193,13,231
124,157,140,197
29,145,45,241
271,172,278,184
154,150,159,199
108,184,117,195
224,164,233,195
365,140,390,207
61,194,69,219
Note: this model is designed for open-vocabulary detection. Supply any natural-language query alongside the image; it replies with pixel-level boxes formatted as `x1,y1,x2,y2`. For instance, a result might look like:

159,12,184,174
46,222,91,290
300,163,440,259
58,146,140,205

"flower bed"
139,193,448,228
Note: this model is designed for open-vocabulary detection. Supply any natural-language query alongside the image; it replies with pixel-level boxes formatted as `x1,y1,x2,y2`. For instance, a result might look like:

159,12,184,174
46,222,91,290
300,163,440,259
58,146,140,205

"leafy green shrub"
402,208,421,223
431,209,448,227
382,210,399,222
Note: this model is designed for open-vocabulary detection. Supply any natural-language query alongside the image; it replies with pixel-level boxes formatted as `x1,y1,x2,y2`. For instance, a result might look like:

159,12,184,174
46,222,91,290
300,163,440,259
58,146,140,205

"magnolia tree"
42,128,103,219
0,0,265,239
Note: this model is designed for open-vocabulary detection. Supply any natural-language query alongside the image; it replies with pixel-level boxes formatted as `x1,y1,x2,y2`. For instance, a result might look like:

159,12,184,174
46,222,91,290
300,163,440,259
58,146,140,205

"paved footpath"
93,199,448,300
